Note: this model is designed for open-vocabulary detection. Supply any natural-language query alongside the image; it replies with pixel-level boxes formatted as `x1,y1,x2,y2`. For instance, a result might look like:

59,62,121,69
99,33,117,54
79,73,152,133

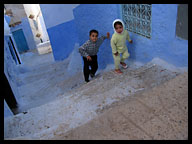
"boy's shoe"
85,80,90,83
90,73,95,78
120,62,128,69
114,69,123,74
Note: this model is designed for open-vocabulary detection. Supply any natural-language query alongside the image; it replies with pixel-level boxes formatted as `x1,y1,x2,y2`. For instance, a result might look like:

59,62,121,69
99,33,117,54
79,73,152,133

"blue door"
12,29,29,53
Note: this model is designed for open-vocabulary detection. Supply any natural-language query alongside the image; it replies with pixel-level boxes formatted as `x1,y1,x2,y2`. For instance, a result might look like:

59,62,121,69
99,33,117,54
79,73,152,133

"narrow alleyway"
4,4,188,140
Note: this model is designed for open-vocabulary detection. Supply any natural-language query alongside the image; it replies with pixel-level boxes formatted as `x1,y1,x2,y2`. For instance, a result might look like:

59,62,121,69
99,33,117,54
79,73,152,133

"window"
176,4,188,40
122,4,152,38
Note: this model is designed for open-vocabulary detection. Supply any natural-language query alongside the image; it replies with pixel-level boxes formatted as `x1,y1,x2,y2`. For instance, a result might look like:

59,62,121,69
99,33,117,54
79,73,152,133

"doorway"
12,29,29,53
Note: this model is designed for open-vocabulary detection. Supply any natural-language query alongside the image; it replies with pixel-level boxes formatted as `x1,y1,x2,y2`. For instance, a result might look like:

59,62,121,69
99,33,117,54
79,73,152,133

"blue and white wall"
4,31,20,118
23,4,50,44
40,4,79,61
4,16,14,118
40,4,188,69
127,4,188,67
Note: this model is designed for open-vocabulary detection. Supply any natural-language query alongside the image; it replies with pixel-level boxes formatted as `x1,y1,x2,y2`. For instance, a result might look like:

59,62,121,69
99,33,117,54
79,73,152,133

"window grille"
122,4,152,38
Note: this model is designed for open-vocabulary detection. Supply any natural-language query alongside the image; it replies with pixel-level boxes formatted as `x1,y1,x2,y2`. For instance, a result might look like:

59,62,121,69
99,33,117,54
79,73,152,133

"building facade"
41,4,188,69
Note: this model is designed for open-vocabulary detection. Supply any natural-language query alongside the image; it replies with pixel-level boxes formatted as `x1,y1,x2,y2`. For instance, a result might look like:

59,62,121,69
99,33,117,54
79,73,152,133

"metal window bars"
122,4,152,38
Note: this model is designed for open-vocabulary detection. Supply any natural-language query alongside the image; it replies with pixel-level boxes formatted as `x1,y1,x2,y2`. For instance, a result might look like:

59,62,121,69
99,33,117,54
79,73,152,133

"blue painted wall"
4,15,11,25
21,17,37,50
73,4,188,69
41,4,187,68
40,4,79,61
127,4,188,67
47,20,78,61
73,4,121,69
151,4,188,67
5,36,18,64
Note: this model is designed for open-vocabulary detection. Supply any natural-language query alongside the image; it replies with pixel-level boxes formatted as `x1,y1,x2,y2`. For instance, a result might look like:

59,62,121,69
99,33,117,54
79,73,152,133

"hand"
129,40,133,43
106,32,110,39
87,56,92,61
114,52,118,56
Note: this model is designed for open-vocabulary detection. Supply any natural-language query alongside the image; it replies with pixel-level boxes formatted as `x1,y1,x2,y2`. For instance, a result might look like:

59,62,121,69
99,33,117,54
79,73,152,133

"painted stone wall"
4,19,14,118
21,17,37,50
4,36,20,117
38,15,50,42
127,4,188,67
40,4,79,61
4,16,11,35
122,4,187,67
151,4,188,67
74,4,188,68
4,100,13,117
40,4,79,29
47,20,78,60
23,4,49,44
23,4,41,45
40,4,188,68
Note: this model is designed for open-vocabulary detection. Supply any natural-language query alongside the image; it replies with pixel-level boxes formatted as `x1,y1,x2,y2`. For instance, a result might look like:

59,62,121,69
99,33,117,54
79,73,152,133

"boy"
110,19,133,74
79,29,110,82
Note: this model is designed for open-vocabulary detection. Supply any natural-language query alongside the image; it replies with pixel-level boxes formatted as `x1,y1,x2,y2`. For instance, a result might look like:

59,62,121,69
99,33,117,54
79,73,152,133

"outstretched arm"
106,32,110,39
127,31,133,43
97,32,110,46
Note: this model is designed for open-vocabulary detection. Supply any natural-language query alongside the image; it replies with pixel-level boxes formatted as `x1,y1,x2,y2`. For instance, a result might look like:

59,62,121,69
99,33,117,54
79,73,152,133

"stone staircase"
14,43,83,113
4,61,184,140
15,57,84,113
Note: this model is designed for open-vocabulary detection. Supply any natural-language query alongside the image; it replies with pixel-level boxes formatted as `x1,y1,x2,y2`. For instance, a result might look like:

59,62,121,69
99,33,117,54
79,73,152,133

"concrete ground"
54,72,188,140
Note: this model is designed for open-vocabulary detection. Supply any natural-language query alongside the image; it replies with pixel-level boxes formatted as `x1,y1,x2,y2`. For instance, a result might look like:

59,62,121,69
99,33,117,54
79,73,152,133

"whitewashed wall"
40,4,79,29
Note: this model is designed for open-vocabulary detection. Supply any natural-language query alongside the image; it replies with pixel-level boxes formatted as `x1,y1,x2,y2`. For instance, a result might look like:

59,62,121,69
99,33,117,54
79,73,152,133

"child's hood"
112,19,125,34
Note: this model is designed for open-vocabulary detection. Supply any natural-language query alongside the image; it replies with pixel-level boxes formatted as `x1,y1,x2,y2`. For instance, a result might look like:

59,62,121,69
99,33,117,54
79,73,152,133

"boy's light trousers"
112,49,130,69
